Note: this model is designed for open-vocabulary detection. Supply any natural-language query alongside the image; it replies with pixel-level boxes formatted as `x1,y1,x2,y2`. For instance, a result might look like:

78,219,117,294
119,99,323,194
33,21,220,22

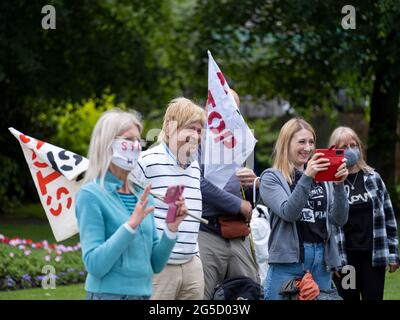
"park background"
1,0,399,299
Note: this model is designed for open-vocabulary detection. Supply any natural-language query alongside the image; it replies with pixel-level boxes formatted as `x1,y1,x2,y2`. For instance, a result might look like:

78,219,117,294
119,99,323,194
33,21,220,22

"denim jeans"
86,292,150,300
264,242,332,300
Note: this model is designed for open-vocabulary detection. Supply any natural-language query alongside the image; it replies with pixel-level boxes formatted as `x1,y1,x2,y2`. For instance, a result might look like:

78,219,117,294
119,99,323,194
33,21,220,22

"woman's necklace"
346,171,359,190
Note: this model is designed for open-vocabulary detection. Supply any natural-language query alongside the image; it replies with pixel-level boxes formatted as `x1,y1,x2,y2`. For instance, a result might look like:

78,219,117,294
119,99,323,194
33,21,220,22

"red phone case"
314,147,344,182
164,185,185,223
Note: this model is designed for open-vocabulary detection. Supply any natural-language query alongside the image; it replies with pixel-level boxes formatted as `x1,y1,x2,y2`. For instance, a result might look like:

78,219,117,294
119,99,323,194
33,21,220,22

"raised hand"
127,184,155,229
334,158,349,185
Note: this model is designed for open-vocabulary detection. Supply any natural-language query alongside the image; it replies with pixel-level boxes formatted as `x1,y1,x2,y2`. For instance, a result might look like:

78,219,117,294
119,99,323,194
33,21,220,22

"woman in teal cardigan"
76,109,188,300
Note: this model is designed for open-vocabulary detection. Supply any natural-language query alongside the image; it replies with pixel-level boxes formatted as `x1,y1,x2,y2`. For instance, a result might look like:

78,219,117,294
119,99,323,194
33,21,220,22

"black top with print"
343,170,373,250
290,170,328,243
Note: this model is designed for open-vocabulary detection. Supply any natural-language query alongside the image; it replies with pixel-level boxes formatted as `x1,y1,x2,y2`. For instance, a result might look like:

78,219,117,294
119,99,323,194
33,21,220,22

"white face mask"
111,138,141,171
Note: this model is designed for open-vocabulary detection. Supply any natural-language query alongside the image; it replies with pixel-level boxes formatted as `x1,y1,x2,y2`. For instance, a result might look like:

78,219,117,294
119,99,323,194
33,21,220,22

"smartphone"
314,147,344,182
164,185,185,223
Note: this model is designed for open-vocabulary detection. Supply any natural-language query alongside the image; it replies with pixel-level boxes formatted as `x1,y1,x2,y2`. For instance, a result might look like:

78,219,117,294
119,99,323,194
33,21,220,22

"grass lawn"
0,203,79,246
0,284,85,300
0,275,399,300
6,203,48,220
0,203,399,300
383,270,400,300
0,222,80,246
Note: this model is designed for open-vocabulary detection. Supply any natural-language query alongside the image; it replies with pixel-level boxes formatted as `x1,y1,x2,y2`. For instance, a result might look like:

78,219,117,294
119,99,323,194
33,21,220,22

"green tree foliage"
247,117,281,173
2,0,399,212
38,92,124,156
187,0,399,194
1,0,181,211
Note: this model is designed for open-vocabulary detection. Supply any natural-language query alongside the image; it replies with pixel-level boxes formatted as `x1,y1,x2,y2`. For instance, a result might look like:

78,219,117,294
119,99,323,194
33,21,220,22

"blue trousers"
87,292,150,300
264,242,332,300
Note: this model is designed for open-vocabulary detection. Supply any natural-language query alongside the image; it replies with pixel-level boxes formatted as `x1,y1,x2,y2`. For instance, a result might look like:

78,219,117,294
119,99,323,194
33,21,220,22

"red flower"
35,243,43,249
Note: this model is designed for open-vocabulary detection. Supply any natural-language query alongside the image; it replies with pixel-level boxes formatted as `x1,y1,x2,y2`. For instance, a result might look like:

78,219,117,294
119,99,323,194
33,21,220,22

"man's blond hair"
158,97,206,143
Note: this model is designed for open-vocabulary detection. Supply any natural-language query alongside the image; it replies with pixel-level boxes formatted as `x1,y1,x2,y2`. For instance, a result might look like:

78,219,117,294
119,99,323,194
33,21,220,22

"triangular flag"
9,127,89,242
204,51,257,189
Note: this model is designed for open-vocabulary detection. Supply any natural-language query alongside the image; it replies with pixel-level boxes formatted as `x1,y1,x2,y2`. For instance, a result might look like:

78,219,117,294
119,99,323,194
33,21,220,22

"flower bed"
0,234,86,291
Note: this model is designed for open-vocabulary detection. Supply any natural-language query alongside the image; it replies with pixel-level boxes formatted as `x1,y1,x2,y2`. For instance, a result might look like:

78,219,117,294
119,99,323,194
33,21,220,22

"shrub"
0,234,86,291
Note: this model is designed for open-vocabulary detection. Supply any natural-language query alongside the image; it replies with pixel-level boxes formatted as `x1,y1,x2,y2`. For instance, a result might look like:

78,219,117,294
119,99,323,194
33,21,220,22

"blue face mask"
344,147,360,167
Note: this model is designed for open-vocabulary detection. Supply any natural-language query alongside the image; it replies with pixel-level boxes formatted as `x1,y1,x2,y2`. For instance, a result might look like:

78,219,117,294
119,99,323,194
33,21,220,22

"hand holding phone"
164,185,185,223
314,146,344,182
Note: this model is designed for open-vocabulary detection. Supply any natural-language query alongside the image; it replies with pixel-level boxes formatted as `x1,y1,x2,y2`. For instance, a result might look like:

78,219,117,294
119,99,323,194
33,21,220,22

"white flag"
9,127,89,242
204,51,257,189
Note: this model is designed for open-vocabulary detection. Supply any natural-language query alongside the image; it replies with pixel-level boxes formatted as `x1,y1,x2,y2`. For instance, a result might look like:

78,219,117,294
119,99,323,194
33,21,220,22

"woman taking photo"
329,126,399,300
259,118,349,300
76,109,188,300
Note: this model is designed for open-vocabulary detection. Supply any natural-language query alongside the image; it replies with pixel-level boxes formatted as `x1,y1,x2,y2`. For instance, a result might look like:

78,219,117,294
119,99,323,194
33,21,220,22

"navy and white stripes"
133,143,202,264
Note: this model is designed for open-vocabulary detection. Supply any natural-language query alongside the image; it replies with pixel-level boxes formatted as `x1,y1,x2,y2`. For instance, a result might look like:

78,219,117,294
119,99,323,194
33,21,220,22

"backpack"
212,276,264,300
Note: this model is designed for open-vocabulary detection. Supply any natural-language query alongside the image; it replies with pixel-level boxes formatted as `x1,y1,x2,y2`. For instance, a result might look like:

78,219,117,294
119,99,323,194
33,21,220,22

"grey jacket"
259,168,349,270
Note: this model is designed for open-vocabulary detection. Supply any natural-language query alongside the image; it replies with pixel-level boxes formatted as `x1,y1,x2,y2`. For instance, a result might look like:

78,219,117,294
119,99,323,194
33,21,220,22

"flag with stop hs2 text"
9,127,89,242
204,50,257,189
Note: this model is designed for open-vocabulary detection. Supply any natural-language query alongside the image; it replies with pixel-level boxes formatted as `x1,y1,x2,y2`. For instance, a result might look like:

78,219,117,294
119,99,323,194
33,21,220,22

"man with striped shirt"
132,97,206,300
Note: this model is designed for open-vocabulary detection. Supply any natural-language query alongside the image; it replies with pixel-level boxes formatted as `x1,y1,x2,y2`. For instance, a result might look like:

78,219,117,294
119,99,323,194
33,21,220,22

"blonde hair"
158,97,206,143
328,126,373,172
273,118,316,184
84,108,142,187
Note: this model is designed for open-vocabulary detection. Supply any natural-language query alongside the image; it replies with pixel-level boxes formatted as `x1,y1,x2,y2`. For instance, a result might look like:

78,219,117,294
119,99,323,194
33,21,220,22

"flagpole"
129,179,209,225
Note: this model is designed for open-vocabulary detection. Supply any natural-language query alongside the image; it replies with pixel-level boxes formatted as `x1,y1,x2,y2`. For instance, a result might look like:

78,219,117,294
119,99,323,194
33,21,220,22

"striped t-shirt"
132,142,202,264
117,192,138,213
